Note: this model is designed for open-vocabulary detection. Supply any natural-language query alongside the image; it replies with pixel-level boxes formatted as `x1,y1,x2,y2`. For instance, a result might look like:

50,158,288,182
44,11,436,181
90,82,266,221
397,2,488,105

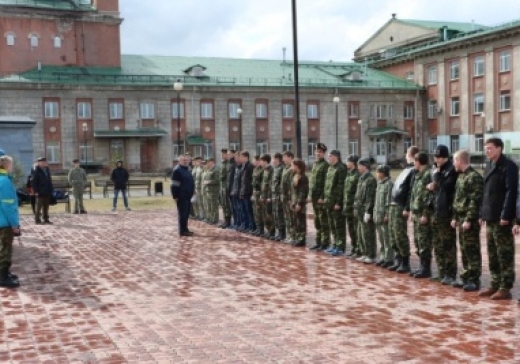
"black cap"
376,164,390,175
221,148,228,153
434,145,450,158
193,156,202,161
73,159,80,163
347,155,359,164
329,150,341,158
358,157,371,167
316,143,327,152
37,157,46,162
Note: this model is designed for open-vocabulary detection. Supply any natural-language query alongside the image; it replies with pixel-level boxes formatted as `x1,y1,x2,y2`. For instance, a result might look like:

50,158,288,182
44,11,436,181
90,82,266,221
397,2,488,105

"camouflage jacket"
410,167,433,217
354,171,377,216
281,164,294,202
271,164,284,200
193,166,203,191
220,160,229,190
309,158,329,201
202,167,220,194
374,177,394,224
343,168,360,213
260,165,273,200
68,167,87,187
452,166,484,222
252,165,263,194
324,162,347,207
291,174,309,208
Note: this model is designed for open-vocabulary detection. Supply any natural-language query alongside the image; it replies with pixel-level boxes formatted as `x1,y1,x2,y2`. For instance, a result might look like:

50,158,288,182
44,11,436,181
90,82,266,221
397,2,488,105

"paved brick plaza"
2,209,520,363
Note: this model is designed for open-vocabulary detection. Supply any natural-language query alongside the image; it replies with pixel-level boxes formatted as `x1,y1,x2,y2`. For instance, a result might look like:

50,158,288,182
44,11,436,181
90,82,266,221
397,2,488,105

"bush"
11,160,25,188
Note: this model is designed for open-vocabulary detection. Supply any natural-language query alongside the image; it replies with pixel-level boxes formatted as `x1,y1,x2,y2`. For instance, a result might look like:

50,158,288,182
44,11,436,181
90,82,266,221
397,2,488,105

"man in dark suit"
171,155,195,237
32,157,54,225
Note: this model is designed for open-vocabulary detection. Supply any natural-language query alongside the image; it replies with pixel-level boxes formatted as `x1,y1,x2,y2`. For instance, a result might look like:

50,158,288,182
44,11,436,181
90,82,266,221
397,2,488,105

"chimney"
392,13,396,19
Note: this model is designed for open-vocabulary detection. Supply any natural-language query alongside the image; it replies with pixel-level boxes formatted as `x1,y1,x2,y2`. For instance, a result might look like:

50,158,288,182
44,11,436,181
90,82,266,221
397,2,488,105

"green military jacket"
281,164,294,202
260,165,273,200
291,174,309,208
252,165,263,194
220,160,229,190
410,167,433,217
343,168,360,214
194,166,203,192
310,158,329,201
271,164,284,200
202,166,220,194
452,166,484,222
374,177,394,224
323,162,347,207
68,167,87,188
354,171,377,216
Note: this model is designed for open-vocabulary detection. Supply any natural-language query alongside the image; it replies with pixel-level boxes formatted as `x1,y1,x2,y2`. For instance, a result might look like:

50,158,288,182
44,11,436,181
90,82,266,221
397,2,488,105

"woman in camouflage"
290,159,309,247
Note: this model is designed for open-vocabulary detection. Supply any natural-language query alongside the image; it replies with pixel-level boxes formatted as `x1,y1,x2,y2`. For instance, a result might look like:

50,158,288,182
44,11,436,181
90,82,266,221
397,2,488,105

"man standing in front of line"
308,143,329,251
68,159,87,214
110,160,130,211
171,155,195,237
479,137,518,300
218,149,231,228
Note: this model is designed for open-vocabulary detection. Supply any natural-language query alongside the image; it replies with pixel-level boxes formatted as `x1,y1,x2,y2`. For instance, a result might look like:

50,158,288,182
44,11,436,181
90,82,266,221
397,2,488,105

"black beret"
358,157,371,167
347,155,359,164
329,150,341,158
376,164,390,175
316,143,327,152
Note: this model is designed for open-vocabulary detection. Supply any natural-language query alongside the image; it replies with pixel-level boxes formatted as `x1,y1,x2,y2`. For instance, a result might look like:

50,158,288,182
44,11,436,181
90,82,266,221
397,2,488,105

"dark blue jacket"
32,166,54,197
482,154,518,223
110,166,129,190
171,165,195,200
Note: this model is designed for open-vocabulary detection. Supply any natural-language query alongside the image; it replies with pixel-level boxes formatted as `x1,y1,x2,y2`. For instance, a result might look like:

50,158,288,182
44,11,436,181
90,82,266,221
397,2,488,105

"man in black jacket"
479,138,518,300
171,155,195,236
239,151,255,232
32,157,54,225
427,145,458,285
110,160,130,211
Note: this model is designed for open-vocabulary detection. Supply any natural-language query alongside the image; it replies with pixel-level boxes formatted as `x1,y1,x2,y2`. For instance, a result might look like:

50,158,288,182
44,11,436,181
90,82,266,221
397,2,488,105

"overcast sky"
120,0,520,62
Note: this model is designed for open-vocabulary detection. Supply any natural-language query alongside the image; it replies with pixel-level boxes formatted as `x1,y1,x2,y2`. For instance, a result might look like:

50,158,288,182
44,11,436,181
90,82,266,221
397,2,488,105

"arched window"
53,36,62,48
28,33,40,47
4,32,15,46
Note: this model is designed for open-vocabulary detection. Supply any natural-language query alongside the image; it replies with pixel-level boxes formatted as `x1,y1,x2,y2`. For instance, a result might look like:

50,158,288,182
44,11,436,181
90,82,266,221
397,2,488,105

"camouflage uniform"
310,158,329,248
219,159,231,223
252,165,264,232
410,168,433,260
374,177,394,263
452,166,483,285
260,165,274,236
193,166,204,219
354,171,377,258
281,164,295,240
68,166,87,213
202,166,220,224
271,164,285,237
291,174,309,242
343,168,360,255
324,162,347,251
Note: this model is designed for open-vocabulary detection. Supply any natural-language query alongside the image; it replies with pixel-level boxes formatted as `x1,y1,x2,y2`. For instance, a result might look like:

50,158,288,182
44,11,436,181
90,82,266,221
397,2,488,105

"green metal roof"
0,0,95,11
367,127,408,137
94,128,168,139
8,55,421,90
186,136,210,145
399,19,488,33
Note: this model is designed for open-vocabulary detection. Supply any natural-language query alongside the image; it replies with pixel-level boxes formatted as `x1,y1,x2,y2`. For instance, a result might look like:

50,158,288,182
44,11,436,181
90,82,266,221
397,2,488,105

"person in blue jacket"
0,155,20,288
171,155,195,237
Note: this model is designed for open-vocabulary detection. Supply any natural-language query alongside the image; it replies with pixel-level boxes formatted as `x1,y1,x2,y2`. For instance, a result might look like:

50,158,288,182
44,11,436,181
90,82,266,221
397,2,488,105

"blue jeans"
240,197,255,230
113,189,128,208
231,196,242,228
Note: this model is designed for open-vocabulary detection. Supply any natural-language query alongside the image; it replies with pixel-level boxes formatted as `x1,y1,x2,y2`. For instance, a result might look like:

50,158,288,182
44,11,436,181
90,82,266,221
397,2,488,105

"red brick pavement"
2,210,520,363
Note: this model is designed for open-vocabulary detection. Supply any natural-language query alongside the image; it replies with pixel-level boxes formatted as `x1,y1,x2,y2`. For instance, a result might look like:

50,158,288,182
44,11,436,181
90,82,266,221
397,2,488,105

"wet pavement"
2,209,520,363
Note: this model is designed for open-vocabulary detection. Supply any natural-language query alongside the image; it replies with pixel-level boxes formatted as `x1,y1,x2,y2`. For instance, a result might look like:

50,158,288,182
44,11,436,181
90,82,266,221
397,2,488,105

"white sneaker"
363,257,375,264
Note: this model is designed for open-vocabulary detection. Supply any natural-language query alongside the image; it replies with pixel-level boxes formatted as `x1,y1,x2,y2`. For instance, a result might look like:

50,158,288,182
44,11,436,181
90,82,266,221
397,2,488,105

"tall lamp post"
237,108,242,151
174,78,183,157
291,0,302,158
333,96,340,150
82,122,88,173
480,112,486,169
358,119,363,157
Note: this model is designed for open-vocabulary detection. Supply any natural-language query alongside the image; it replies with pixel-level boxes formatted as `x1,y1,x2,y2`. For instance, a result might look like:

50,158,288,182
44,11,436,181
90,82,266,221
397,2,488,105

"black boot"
0,268,19,288
6,263,18,280
388,255,402,271
396,256,411,274
278,229,286,242
409,257,422,276
292,239,306,247
255,227,264,236
414,257,432,278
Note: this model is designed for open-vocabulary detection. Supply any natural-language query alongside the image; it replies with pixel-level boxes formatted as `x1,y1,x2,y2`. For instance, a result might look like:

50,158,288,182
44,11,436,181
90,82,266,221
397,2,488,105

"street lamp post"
481,112,486,169
237,108,242,151
333,96,340,150
174,79,183,157
358,119,363,157
82,122,88,173
291,0,302,158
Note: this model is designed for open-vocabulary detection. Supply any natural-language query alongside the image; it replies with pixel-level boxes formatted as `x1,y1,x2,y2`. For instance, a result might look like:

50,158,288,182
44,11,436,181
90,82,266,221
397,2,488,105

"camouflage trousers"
312,201,330,248
457,219,481,284
357,217,376,258
220,187,232,220
72,185,85,213
259,199,274,234
327,208,346,250
193,189,204,219
252,192,263,229
272,197,285,232
282,197,294,239
0,228,13,270
376,222,393,262
203,191,219,223
293,206,307,241
345,211,358,254
431,217,457,278
412,215,432,259
389,205,410,257
486,222,515,290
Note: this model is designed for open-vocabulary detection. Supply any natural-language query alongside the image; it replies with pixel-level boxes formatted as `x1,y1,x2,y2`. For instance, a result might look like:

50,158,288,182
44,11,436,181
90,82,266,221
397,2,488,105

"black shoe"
80,210,87,214
73,211,79,214
274,234,281,241
0,276,19,288
375,259,385,267
463,282,480,292
7,271,18,280
43,220,53,225
396,257,411,274
451,280,466,289
35,220,43,225
309,244,321,251
441,276,455,285
413,258,431,279
388,256,402,271
292,240,306,247
382,261,394,268
180,231,194,237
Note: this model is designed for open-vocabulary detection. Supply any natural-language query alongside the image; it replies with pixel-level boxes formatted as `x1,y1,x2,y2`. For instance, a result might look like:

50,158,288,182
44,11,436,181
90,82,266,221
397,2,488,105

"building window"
171,101,184,119
307,104,318,119
229,141,240,152
475,134,484,152
53,36,61,48
388,105,394,119
44,101,59,118
405,71,414,80
375,139,386,156
473,94,484,114
282,139,293,152
451,136,460,153
282,103,294,118
79,145,93,163
229,102,241,119
203,142,213,159
428,66,437,85
29,33,39,47
201,102,213,119
349,103,359,118
5,33,15,46
173,142,185,159
308,139,318,160
140,102,155,119
256,140,268,155
450,61,460,80
474,56,485,76
404,104,414,119
77,102,92,119
499,50,511,72
450,97,460,116
499,91,511,111
109,102,124,120
376,105,387,119
428,137,438,154
46,141,61,164
349,140,359,156
428,100,437,119
403,137,412,154
256,103,267,118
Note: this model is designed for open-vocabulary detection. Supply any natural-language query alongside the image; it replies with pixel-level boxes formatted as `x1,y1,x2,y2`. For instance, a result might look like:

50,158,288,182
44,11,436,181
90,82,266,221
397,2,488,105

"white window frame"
79,145,93,163
203,142,213,159
5,33,15,46
428,100,437,119
473,94,484,114
403,137,412,154
499,92,511,111
405,71,414,81
140,102,155,119
349,140,359,156
171,101,184,119
450,61,460,80
29,34,39,47
499,50,511,72
451,136,460,154
404,104,414,120
428,66,437,85
474,56,485,76
349,103,359,118
173,142,185,159
256,103,267,118
53,36,62,48
109,102,124,120
307,104,318,119
44,101,59,119
201,102,213,119
428,138,438,154
308,139,318,160
375,139,387,156
46,141,61,164
229,141,241,152
282,139,293,152
475,134,484,153
256,140,268,156
77,102,92,119
229,102,240,119
376,105,387,119
450,97,460,116
282,103,294,118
